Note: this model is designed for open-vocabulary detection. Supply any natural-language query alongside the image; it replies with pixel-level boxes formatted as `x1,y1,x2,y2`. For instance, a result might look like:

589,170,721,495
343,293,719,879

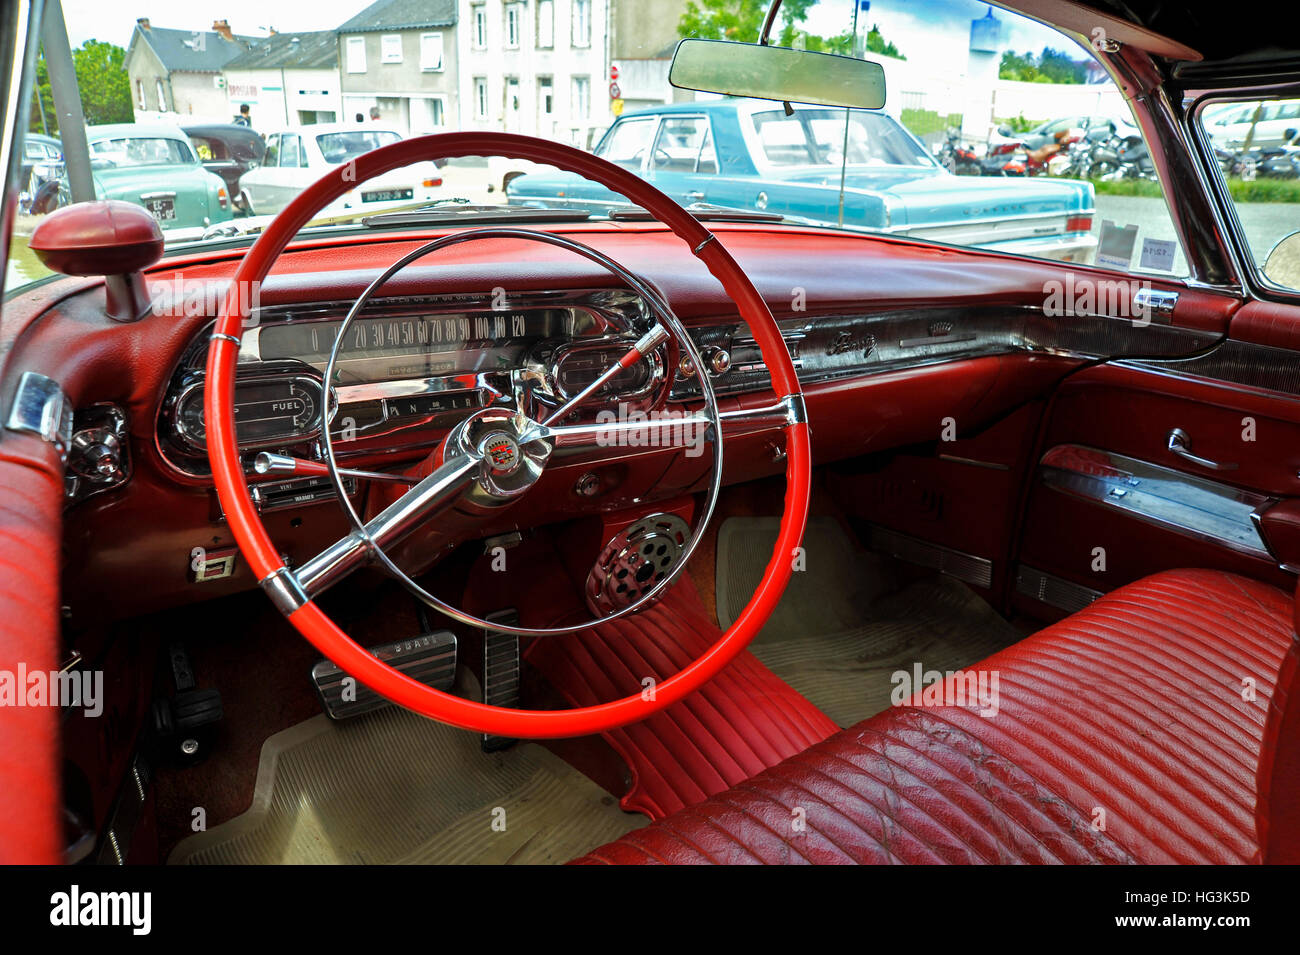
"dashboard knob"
70,428,124,484
706,347,732,376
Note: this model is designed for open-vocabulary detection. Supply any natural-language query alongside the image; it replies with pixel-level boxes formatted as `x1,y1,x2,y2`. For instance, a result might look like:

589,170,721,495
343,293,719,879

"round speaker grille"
585,513,692,616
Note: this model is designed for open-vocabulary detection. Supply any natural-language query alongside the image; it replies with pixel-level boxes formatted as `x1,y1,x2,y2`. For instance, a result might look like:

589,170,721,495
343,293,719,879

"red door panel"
1016,359,1300,617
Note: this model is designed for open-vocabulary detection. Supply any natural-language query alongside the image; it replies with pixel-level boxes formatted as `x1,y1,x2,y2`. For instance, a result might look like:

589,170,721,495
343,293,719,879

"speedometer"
256,308,586,383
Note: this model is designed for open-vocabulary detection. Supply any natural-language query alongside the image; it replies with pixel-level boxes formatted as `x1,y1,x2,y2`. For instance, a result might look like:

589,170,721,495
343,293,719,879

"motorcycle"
1087,132,1157,180
937,129,1026,176
1051,138,1097,178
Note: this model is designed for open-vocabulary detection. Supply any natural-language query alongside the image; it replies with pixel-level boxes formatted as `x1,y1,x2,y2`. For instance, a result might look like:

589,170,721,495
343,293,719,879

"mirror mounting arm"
759,0,783,46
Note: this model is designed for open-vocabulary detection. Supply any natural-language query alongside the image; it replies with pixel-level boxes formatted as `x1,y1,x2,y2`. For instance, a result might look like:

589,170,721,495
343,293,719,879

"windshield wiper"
608,202,789,223
362,201,592,228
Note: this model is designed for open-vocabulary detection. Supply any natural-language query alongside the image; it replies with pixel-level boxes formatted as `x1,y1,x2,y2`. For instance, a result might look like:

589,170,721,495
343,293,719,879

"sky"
61,0,371,48
62,0,1084,73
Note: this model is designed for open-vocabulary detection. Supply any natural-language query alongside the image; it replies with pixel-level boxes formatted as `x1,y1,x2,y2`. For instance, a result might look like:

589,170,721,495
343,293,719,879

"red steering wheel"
205,132,811,738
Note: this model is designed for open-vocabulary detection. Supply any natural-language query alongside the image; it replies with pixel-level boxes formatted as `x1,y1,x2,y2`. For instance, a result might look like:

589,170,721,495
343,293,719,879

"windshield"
316,130,401,164
89,137,194,167
6,0,1193,294
749,108,933,167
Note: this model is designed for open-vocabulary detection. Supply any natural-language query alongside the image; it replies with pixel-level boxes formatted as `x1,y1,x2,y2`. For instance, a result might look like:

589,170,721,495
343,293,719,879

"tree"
28,40,133,134
678,1,904,59
999,47,1085,84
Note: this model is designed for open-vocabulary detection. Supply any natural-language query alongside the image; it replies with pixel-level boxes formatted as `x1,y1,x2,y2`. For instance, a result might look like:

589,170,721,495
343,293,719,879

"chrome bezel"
170,369,325,454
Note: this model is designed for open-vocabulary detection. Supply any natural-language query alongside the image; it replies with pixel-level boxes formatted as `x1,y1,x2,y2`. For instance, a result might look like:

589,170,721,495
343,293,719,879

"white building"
455,0,610,147
223,31,343,128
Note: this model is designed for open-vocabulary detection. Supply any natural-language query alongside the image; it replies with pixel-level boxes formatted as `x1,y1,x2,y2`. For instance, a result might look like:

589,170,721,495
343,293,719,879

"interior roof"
1000,0,1296,76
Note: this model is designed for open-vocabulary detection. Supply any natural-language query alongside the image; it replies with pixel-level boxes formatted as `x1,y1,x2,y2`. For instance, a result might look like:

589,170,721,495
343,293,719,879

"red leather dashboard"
0,223,1238,624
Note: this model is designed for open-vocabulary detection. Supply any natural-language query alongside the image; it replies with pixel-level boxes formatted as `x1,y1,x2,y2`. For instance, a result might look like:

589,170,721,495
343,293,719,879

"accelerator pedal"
482,609,521,752
312,629,457,720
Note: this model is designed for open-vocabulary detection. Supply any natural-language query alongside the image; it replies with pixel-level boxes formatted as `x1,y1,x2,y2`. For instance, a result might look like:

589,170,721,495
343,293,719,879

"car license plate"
362,189,413,203
144,197,175,221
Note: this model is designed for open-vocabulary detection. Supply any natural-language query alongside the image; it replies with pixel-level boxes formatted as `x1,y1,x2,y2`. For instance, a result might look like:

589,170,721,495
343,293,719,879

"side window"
595,118,656,171
279,135,302,168
1200,96,1300,290
697,127,718,175
263,134,280,167
652,117,710,172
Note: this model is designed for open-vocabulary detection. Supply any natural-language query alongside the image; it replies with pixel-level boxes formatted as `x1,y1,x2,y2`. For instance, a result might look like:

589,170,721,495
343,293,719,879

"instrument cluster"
155,288,663,486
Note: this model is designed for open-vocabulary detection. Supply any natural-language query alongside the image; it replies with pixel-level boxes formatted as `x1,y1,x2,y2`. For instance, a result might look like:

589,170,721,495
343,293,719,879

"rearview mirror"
669,39,886,110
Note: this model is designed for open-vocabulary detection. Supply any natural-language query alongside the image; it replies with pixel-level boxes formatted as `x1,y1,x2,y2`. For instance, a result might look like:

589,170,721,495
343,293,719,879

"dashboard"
154,280,1223,519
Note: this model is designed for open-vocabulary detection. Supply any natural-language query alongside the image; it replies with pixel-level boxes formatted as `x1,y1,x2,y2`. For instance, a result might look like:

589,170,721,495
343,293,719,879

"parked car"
49,124,233,239
237,123,443,217
18,131,62,212
1205,98,1300,149
182,124,266,213
999,115,1123,151
508,101,1096,262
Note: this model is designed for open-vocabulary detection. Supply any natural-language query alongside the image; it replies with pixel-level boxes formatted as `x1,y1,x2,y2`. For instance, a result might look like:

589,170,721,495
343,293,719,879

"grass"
900,108,963,138
995,114,1046,133
1089,176,1300,203
5,232,54,291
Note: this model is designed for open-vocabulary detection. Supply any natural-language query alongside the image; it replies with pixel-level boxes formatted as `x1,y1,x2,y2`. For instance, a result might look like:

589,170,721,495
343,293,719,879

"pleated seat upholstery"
573,570,1300,864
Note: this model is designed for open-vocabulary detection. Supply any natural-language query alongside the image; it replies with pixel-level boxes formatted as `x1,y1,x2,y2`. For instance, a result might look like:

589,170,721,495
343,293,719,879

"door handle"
685,190,705,203
1167,428,1238,471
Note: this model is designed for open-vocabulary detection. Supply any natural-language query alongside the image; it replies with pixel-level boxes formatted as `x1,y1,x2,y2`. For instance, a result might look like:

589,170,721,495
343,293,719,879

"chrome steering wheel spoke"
306,228,726,637
296,451,482,597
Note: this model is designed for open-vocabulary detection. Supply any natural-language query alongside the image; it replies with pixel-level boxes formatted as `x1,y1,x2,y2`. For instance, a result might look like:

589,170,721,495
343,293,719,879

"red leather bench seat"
574,570,1299,864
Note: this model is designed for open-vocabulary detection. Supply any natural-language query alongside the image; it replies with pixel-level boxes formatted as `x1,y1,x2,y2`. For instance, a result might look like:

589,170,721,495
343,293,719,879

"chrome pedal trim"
1015,564,1104,614
312,630,457,720
482,609,521,752
866,524,993,589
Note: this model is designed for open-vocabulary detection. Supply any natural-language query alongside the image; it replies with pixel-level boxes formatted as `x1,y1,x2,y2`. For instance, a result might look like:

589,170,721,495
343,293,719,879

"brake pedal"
482,609,521,752
312,630,457,720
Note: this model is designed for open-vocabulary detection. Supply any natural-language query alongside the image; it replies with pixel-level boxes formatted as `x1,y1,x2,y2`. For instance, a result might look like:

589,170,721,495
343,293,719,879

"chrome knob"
69,428,124,484
706,347,732,375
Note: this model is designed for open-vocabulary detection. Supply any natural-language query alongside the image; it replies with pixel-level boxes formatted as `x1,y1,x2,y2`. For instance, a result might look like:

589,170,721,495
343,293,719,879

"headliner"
1002,0,1295,75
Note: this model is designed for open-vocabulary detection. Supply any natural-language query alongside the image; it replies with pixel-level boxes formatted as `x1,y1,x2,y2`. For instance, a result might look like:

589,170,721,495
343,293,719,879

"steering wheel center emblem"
482,432,521,474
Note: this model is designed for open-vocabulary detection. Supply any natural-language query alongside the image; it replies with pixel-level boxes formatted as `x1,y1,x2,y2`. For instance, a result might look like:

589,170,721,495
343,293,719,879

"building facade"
455,0,609,148
609,0,689,112
125,19,256,124
337,0,461,135
223,31,342,128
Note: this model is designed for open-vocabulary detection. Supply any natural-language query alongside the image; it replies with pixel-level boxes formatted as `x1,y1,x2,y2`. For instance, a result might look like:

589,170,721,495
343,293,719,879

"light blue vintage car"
55,124,234,241
507,100,1098,263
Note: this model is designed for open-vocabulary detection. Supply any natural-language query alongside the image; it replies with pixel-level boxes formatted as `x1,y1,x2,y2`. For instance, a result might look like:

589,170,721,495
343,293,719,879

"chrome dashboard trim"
5,371,72,459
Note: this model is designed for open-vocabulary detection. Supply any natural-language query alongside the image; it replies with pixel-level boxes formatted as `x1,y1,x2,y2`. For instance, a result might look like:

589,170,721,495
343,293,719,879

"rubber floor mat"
717,516,1023,727
169,706,644,865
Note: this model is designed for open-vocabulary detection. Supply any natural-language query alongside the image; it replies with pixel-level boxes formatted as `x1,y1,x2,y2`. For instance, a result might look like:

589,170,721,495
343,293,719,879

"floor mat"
717,516,1024,727
169,705,644,865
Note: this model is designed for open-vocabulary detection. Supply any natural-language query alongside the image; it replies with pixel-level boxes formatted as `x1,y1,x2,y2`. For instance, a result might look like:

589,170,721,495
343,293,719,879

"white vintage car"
237,123,443,217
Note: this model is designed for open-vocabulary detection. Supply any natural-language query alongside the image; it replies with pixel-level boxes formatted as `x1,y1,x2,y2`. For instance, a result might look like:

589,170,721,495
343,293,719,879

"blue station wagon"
508,100,1098,263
